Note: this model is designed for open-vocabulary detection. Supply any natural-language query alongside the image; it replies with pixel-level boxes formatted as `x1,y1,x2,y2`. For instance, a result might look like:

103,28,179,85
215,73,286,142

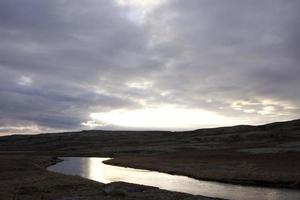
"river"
47,157,300,200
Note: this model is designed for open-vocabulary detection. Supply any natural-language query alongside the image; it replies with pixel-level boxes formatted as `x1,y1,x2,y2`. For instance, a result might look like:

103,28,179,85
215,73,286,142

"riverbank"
0,155,221,200
105,150,300,189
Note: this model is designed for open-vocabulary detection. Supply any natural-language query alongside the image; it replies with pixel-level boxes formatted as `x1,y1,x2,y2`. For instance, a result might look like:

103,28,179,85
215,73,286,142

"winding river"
47,157,300,200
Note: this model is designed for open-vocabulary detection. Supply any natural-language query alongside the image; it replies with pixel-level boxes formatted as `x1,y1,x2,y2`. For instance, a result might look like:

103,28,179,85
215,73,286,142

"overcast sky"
1,0,300,135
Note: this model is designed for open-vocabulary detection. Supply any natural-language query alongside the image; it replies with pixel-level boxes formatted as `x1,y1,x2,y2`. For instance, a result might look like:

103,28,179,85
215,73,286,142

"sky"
0,0,300,135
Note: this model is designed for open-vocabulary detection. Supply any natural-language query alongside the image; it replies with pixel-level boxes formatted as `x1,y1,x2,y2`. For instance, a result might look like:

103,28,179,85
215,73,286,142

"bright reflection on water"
47,157,300,200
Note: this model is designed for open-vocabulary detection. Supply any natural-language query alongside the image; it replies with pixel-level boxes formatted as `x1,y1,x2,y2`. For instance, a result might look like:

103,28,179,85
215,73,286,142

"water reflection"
48,157,300,200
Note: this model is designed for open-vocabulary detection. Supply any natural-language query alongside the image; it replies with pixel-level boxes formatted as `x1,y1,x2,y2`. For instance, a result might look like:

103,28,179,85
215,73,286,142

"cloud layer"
1,0,299,135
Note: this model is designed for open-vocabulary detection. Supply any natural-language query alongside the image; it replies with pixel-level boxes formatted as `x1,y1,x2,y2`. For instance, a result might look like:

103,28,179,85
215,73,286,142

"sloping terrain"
1,119,300,156
0,119,300,191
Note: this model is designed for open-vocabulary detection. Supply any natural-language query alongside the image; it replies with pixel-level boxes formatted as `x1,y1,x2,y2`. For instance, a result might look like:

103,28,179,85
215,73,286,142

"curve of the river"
47,157,300,200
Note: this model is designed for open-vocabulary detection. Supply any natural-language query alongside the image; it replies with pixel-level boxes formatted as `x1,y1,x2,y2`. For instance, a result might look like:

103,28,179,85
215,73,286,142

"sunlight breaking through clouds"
83,105,243,130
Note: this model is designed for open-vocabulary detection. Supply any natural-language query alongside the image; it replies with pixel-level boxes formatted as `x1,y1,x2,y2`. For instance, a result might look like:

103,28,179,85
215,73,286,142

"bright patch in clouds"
116,0,165,10
17,76,33,86
230,98,297,116
116,0,166,24
126,80,153,89
83,105,240,130
0,125,40,136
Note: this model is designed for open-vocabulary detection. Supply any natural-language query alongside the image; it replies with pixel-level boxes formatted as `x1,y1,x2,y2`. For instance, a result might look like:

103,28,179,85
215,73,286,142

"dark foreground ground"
1,119,300,199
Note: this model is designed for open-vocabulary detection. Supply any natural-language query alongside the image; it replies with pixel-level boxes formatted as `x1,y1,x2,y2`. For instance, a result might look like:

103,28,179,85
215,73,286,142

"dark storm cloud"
0,0,300,135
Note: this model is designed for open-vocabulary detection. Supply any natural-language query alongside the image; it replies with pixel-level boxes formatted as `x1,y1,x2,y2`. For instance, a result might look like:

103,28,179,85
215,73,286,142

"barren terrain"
1,119,300,199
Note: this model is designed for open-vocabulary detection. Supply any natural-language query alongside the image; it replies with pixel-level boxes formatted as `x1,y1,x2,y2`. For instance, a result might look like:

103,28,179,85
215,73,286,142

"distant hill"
0,119,299,156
